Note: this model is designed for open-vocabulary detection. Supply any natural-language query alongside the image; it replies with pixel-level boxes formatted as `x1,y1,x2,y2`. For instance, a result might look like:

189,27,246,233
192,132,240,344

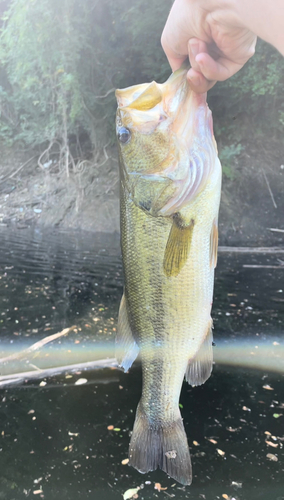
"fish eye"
117,127,131,144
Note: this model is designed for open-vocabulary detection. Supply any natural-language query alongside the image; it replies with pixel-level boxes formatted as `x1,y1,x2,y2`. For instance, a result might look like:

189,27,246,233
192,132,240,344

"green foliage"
0,0,283,157
0,0,171,150
208,40,284,143
219,143,244,180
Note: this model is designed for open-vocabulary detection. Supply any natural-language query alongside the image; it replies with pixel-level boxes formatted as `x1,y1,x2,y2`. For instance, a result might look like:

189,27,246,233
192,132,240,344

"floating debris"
266,453,278,462
231,481,242,488
75,378,87,385
206,438,218,444
123,486,140,500
154,483,167,492
121,458,129,465
263,384,274,391
217,449,225,456
107,425,114,431
265,440,278,448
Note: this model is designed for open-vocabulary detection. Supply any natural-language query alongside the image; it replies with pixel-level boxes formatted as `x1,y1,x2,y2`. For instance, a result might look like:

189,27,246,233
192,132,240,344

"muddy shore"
0,141,283,247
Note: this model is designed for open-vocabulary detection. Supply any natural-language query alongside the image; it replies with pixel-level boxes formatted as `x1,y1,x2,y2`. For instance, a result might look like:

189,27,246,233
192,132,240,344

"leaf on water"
193,441,199,446
113,428,121,432
242,406,251,411
265,431,272,436
263,384,274,391
107,425,114,430
265,440,278,448
154,483,167,491
273,413,283,419
75,378,87,385
179,404,183,409
226,426,239,433
231,481,242,488
217,449,225,456
123,487,140,500
206,438,217,444
266,453,278,462
121,458,129,465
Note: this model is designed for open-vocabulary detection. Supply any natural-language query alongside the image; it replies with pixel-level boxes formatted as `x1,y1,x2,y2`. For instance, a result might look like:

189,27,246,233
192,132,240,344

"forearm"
206,0,284,55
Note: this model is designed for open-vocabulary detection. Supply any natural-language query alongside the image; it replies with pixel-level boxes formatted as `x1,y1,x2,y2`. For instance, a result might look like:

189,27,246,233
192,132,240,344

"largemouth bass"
115,67,222,486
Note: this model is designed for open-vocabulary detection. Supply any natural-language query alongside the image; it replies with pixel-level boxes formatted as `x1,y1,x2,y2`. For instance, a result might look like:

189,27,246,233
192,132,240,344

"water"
0,226,283,500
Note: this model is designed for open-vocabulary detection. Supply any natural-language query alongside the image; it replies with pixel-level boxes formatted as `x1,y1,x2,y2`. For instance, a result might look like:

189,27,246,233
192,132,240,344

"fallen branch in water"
219,246,284,254
268,228,284,234
0,358,119,387
0,326,77,364
243,264,284,269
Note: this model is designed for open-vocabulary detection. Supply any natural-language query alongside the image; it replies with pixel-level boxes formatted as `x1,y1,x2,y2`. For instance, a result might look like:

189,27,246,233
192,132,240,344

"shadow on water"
0,226,283,500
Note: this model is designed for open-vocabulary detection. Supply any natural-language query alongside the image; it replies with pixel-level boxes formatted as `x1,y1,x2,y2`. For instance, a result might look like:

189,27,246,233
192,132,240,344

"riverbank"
0,139,283,246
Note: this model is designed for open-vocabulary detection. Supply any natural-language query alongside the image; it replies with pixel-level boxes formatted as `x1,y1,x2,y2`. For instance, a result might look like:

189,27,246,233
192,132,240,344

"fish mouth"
116,66,213,142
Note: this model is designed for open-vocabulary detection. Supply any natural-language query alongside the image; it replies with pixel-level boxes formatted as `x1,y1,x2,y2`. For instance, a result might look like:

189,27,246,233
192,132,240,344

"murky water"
0,226,283,500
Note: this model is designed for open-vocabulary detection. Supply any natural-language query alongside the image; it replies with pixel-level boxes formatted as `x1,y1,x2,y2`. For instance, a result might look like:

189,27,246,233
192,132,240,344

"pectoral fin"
115,293,139,372
185,320,213,386
163,216,194,278
210,218,218,268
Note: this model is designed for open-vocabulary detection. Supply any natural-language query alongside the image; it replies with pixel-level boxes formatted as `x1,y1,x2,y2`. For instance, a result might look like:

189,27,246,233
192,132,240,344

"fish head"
116,67,217,216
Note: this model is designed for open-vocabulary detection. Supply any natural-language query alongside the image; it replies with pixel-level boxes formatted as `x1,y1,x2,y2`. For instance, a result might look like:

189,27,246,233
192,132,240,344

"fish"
115,66,222,486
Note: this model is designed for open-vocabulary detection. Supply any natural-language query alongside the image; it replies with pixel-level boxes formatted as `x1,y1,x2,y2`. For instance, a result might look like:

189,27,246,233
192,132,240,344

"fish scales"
115,66,222,485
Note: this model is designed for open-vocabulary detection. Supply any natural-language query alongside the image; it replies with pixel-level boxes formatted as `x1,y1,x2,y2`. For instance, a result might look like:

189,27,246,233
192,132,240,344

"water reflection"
0,226,283,499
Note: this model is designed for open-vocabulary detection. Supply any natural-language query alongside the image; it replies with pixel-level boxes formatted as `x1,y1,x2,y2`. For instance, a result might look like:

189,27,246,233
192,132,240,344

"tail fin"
128,402,192,485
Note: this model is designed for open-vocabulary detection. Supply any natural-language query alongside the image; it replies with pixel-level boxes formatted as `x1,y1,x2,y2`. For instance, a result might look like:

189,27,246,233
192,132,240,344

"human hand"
161,0,257,93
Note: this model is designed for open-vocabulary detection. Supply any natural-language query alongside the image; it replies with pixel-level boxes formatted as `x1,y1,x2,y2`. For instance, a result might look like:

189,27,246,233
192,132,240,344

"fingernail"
195,54,203,65
189,41,199,58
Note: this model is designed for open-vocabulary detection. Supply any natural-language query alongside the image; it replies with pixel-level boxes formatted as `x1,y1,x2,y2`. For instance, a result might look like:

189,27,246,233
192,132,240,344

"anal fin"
186,320,213,386
163,216,194,278
115,293,139,372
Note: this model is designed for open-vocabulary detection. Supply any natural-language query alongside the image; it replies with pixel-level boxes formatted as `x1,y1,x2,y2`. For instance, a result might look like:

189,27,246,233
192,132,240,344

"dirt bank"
0,140,283,247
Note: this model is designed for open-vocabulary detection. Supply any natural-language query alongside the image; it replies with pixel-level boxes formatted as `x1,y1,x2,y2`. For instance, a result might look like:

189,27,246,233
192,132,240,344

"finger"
161,0,198,72
195,52,245,81
186,68,216,94
188,38,209,72
161,30,187,72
